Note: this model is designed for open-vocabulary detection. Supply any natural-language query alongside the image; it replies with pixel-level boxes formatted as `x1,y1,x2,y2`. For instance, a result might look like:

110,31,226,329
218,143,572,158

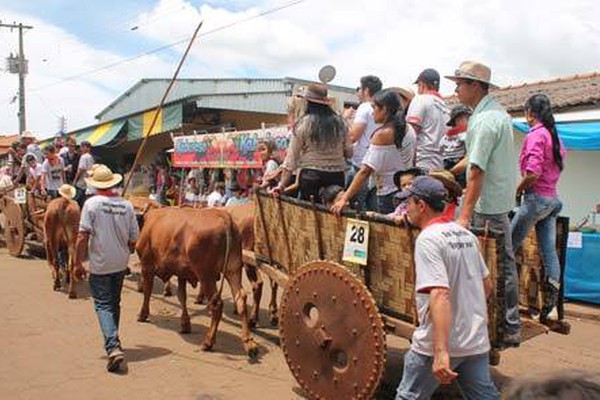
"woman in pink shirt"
511,94,566,322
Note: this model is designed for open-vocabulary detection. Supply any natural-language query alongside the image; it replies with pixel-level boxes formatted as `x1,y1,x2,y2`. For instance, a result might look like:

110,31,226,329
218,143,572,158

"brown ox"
226,202,279,327
43,197,80,298
136,207,258,358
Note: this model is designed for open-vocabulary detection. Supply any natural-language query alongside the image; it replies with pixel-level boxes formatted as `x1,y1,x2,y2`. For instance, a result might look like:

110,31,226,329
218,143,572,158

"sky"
0,0,599,138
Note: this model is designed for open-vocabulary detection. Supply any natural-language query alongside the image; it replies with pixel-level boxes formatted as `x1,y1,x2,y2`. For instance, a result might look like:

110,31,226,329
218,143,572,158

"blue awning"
514,121,600,151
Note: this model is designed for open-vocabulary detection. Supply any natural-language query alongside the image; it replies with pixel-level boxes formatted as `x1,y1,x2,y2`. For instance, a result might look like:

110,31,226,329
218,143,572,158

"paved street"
1,248,599,400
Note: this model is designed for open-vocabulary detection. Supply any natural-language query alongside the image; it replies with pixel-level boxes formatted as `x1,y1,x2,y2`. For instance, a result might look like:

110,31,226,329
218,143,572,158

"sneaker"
107,348,125,373
503,332,521,348
546,306,559,321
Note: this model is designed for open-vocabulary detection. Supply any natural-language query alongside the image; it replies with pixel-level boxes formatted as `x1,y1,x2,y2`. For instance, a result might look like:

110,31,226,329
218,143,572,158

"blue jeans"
472,212,520,336
346,164,371,212
511,193,562,286
89,270,127,355
377,192,396,214
396,350,499,400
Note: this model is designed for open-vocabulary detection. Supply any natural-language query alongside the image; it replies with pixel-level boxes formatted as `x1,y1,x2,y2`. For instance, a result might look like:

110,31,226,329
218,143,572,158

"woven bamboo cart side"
515,216,570,318
253,193,510,345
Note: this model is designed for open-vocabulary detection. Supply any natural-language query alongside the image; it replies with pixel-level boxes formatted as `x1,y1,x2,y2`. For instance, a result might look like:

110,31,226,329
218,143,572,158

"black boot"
540,280,559,324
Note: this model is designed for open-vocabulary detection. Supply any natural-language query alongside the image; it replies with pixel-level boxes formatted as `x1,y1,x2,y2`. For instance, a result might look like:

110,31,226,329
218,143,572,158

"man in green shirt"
446,61,520,346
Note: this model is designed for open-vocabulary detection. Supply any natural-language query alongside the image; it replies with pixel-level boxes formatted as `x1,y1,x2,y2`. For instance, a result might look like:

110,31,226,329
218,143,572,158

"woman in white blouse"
332,89,415,214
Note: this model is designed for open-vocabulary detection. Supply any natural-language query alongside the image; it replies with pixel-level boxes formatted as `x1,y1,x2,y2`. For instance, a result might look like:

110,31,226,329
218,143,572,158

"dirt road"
1,248,599,400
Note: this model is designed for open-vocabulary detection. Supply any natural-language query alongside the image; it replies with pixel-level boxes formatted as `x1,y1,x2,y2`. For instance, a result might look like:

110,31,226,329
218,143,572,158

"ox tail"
217,213,234,297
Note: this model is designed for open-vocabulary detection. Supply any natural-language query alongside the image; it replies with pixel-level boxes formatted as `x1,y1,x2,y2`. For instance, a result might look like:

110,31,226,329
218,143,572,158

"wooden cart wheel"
4,198,25,257
279,260,386,400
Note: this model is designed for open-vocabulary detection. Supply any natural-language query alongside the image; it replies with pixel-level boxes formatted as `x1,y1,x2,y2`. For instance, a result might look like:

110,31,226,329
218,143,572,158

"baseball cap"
396,176,447,206
447,104,472,127
414,68,440,86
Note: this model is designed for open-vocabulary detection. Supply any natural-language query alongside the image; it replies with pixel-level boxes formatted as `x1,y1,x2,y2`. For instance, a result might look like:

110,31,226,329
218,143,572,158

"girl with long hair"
274,84,351,201
511,94,566,322
331,89,416,214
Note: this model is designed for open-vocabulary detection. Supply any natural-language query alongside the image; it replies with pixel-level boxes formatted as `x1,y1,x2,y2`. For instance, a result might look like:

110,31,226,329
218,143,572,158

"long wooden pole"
122,21,203,196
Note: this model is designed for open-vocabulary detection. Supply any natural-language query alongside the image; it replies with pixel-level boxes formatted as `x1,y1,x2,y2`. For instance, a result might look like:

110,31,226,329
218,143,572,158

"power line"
30,0,307,93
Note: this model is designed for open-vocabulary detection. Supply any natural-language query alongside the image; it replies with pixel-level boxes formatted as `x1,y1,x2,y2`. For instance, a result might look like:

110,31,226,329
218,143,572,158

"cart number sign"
342,219,370,265
14,188,27,204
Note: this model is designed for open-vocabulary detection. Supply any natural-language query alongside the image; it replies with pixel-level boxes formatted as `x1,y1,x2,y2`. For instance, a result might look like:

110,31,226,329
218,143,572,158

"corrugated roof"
445,72,600,114
96,77,356,122
0,134,19,156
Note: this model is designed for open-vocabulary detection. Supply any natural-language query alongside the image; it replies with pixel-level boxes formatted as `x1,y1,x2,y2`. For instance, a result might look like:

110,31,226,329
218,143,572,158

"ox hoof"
269,315,279,327
180,323,191,334
245,340,259,359
200,342,213,352
163,290,173,297
137,314,149,323
53,282,61,291
68,292,77,299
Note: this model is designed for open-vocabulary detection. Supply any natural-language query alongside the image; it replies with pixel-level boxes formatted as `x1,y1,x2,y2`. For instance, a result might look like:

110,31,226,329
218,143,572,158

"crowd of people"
251,60,568,399
0,59,578,397
1,132,96,208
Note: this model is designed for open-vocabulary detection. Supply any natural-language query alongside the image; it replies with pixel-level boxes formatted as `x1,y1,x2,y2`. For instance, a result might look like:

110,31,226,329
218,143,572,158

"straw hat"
391,87,415,103
428,169,463,199
444,60,498,89
85,164,123,189
298,83,331,105
58,184,77,200
21,131,36,139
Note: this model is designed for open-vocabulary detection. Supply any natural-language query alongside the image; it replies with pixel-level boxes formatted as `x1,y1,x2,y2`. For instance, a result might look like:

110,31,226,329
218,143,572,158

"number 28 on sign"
342,218,370,266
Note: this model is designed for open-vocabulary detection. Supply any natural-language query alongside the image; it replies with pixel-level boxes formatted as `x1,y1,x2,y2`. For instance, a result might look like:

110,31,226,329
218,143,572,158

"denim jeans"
377,192,396,214
511,193,563,286
89,270,127,355
396,350,499,400
346,164,371,212
472,212,520,336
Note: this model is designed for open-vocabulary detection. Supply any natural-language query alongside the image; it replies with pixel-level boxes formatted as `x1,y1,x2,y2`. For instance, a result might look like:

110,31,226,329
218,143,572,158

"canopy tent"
513,121,600,151
75,119,127,146
127,103,182,141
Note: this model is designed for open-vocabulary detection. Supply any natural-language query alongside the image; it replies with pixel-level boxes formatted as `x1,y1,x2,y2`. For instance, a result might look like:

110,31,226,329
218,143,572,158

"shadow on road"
124,344,173,363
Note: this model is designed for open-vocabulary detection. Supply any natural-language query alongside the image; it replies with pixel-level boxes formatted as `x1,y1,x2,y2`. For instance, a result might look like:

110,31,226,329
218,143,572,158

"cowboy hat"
85,164,123,189
58,184,77,200
444,61,498,89
390,87,415,103
21,131,36,139
428,169,463,199
298,83,331,105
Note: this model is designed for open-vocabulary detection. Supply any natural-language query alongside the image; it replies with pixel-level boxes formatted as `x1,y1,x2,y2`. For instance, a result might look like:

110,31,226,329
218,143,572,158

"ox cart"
243,191,571,400
0,185,49,257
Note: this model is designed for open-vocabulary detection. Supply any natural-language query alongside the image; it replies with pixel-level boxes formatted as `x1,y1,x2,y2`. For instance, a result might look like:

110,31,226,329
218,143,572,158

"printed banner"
173,126,290,169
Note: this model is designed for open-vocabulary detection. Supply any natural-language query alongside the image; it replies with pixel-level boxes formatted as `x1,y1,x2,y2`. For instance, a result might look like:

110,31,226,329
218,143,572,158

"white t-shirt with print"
76,153,94,189
79,195,139,275
407,94,449,171
439,131,467,161
411,221,491,358
41,158,65,191
28,164,43,183
351,102,381,167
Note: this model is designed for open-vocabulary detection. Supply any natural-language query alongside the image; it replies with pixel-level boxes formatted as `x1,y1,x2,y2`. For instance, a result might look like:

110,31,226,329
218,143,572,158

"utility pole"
1,22,33,136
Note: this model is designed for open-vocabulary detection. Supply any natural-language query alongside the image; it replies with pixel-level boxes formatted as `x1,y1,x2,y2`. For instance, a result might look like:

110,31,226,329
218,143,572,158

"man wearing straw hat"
445,61,520,346
74,165,139,373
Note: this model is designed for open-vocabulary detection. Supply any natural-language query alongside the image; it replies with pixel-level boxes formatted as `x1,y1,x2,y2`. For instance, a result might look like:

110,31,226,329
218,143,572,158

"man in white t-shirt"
395,176,499,400
407,69,450,171
74,141,94,206
206,181,226,207
348,75,383,211
41,145,66,199
74,165,139,373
